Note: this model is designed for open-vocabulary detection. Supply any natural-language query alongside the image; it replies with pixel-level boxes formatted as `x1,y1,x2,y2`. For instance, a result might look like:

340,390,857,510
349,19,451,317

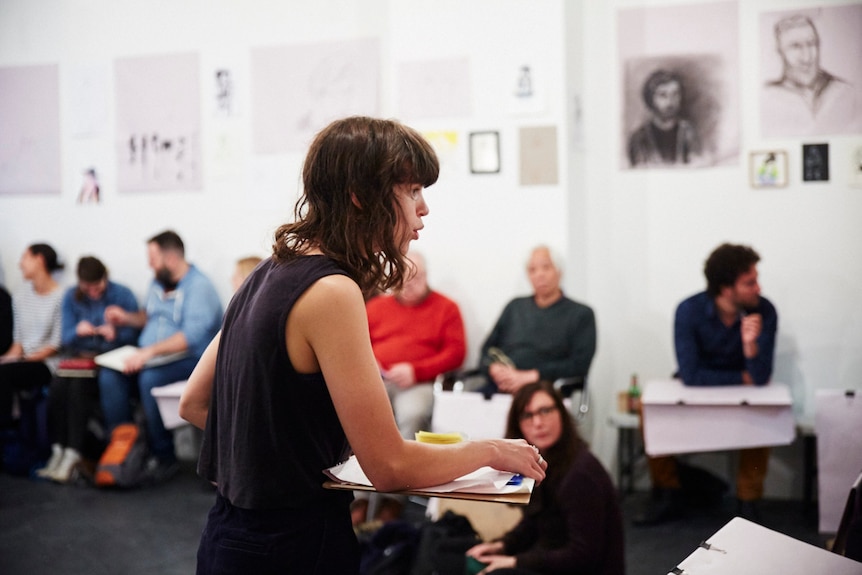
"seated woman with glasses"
466,381,625,575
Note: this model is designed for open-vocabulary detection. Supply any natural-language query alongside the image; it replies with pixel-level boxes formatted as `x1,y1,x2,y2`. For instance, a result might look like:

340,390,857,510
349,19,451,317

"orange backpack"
94,423,149,488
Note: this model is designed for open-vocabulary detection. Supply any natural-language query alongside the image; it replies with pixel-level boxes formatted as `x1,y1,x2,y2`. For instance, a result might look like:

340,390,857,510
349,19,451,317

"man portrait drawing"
628,70,700,168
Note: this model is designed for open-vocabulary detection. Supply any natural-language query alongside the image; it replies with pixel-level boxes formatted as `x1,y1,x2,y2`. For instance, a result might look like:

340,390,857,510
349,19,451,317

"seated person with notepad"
37,256,140,482
100,231,222,481
478,245,596,396
465,381,624,575
635,243,778,526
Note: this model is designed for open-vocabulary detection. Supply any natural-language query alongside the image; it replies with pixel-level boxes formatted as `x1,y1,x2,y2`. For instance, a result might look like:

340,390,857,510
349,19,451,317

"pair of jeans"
98,356,198,461
196,493,359,575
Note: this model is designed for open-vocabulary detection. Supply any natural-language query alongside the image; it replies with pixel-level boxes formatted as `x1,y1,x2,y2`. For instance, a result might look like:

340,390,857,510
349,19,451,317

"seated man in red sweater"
366,251,467,440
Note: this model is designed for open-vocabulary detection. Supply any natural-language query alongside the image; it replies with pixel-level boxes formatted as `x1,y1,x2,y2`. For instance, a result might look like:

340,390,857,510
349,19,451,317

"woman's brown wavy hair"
273,116,439,295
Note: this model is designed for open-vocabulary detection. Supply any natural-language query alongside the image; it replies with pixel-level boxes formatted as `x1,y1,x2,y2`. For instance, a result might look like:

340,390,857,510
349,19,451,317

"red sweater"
366,291,466,383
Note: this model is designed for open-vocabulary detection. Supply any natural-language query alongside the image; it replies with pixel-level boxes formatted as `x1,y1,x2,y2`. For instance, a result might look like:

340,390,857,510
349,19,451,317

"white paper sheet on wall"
114,52,202,193
0,64,61,195
251,38,380,154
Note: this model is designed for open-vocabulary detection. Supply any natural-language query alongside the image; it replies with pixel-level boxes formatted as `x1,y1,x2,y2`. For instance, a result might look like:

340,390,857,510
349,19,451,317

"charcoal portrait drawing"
624,56,723,169
761,6,862,137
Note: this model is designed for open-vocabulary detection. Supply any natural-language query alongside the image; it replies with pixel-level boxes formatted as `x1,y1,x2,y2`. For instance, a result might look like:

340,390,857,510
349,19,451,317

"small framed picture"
802,143,829,182
749,151,788,188
469,131,500,174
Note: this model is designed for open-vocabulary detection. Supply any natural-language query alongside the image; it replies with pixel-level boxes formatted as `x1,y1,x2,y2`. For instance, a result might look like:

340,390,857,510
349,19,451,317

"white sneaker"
36,444,64,478
50,448,82,483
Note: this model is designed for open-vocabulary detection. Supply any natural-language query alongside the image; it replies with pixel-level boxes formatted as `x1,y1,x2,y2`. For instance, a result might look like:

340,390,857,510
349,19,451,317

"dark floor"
0,461,831,575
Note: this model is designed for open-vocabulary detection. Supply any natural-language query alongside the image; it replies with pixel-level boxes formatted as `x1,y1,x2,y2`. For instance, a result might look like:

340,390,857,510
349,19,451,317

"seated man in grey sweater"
479,245,596,395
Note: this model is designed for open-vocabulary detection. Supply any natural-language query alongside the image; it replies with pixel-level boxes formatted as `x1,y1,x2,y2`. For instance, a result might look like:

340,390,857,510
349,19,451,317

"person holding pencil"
180,116,546,574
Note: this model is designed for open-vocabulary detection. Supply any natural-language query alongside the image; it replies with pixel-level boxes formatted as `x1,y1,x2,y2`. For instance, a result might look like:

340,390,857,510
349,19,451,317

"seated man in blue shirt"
479,245,596,395
635,243,778,526
101,230,222,480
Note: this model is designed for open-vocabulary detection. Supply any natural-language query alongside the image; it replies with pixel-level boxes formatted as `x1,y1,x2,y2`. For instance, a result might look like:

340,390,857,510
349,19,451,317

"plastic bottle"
627,373,641,413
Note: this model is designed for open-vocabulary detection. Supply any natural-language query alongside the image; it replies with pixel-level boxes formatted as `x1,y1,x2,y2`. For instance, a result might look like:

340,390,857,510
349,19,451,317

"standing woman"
0,244,64,462
36,256,140,482
180,116,546,574
466,381,625,575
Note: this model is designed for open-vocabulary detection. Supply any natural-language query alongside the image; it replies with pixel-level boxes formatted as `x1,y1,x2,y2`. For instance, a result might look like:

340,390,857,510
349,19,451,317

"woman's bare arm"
290,275,546,493
179,332,220,430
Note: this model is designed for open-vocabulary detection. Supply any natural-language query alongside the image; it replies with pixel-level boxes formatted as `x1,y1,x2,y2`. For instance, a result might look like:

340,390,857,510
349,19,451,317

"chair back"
554,375,589,419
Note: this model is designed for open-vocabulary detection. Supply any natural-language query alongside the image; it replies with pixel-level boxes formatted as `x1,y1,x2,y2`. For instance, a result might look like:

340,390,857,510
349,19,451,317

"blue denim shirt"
61,280,140,355
674,291,777,386
139,265,223,359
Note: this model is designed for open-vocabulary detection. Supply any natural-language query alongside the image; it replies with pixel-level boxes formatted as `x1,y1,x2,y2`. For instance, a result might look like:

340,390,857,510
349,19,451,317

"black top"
502,447,625,575
198,256,353,510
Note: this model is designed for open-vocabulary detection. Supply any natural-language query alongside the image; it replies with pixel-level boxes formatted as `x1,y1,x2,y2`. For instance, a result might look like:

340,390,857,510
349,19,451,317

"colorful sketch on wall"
422,130,462,178
251,38,380,154
115,53,202,192
78,168,101,204
0,64,61,195
749,151,788,188
760,4,862,138
397,58,471,120
618,1,740,170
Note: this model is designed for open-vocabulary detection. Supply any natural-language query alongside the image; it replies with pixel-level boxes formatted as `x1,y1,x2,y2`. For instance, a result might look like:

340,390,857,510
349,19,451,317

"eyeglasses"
519,405,558,422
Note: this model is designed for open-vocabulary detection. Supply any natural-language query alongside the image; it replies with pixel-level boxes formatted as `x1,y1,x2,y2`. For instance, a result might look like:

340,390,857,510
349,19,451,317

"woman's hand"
477,555,516,574
466,541,504,559
485,438,547,482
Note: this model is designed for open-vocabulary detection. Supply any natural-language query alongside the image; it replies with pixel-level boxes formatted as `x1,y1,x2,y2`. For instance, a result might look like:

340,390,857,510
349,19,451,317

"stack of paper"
323,454,533,504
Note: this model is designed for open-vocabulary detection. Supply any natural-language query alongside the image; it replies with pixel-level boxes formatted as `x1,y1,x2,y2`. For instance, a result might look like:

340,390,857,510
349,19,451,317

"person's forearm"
123,310,148,329
180,332,219,429
1,342,24,360
142,332,188,358
23,345,58,362
359,437,542,494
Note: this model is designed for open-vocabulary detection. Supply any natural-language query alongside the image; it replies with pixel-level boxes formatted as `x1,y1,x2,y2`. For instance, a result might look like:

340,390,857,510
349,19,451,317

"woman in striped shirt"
0,243,65,468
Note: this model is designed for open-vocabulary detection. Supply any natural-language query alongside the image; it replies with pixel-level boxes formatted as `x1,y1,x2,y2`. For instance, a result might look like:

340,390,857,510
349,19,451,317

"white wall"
577,0,862,487
1,0,860,497
0,0,570,362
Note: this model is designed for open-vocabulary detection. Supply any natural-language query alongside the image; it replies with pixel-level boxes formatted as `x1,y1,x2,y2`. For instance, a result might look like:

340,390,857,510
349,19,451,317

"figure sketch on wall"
760,6,862,137
623,56,723,169
125,131,197,186
215,69,233,116
515,65,533,98
77,168,100,203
